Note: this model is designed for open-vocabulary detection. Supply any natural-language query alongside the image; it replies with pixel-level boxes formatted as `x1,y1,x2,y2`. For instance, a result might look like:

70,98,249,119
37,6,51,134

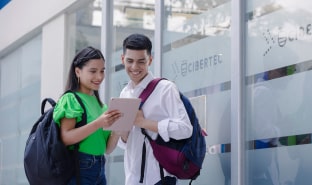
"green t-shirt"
53,92,110,155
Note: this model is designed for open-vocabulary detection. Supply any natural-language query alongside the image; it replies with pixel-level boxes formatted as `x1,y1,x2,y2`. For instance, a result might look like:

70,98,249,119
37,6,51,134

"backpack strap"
64,90,87,185
139,78,165,109
68,91,87,128
41,98,56,115
139,77,165,141
138,78,164,183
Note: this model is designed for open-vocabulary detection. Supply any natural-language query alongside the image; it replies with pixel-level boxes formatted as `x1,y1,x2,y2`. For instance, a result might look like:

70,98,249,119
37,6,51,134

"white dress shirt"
118,72,192,185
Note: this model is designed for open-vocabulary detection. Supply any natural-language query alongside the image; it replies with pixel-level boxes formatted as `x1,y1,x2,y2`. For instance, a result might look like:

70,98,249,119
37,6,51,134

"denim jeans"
68,152,106,185
154,176,177,185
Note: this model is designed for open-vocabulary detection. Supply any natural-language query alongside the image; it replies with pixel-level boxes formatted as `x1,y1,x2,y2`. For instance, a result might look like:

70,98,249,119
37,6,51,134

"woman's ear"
75,67,80,78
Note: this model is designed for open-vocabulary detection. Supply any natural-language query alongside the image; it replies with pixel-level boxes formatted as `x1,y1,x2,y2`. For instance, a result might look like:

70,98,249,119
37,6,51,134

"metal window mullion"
154,0,164,77
101,0,113,102
231,0,246,185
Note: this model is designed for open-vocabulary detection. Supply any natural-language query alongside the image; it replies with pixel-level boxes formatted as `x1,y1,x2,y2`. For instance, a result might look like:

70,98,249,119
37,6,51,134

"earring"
77,77,80,84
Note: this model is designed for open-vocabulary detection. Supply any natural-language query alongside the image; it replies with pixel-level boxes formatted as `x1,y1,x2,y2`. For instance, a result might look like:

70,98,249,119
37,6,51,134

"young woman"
53,46,122,185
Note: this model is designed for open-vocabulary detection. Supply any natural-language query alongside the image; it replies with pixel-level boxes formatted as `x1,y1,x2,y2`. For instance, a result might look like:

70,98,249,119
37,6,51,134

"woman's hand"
99,109,122,128
60,110,122,146
106,131,128,154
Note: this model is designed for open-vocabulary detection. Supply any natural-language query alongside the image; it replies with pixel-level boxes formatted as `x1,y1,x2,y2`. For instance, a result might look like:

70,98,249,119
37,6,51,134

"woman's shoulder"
54,92,84,113
53,92,84,124
57,92,80,104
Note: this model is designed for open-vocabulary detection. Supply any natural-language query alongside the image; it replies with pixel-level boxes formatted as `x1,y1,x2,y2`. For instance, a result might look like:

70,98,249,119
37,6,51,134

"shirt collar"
127,71,154,90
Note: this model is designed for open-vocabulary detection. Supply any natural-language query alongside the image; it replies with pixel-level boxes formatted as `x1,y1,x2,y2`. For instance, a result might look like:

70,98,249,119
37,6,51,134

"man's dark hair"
123,33,152,55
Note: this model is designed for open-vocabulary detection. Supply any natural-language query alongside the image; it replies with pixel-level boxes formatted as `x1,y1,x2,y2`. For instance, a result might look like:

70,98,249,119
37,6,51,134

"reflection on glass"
164,0,230,49
247,67,286,185
108,0,155,99
72,0,102,52
246,0,312,184
163,1,231,185
66,0,102,81
107,1,155,184
114,0,155,29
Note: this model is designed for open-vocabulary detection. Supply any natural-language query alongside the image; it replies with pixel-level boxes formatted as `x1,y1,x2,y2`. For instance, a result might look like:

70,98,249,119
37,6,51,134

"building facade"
0,0,312,184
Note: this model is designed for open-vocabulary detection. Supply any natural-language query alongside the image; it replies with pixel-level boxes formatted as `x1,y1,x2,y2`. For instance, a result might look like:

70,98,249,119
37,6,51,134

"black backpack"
24,91,86,185
139,78,207,185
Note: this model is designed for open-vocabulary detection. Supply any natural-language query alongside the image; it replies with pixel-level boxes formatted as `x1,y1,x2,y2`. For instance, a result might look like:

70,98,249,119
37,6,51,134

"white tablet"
104,98,141,131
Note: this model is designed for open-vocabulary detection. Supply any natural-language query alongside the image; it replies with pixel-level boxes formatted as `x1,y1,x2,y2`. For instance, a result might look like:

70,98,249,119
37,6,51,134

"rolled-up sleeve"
156,82,193,142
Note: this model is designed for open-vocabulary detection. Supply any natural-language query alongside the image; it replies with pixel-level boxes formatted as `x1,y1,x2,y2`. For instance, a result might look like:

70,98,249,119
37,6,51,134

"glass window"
245,1,312,184
0,34,41,184
65,0,103,100
67,0,102,62
162,0,231,184
108,0,155,98
106,1,155,184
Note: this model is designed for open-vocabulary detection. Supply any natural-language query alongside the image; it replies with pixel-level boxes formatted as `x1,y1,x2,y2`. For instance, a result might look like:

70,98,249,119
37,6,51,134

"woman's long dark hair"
65,46,104,107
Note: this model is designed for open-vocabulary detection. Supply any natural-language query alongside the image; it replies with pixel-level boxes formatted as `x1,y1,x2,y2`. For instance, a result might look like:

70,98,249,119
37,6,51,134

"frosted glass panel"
106,1,156,184
0,51,21,97
21,35,41,88
108,0,155,98
162,1,231,184
0,34,41,185
246,1,312,184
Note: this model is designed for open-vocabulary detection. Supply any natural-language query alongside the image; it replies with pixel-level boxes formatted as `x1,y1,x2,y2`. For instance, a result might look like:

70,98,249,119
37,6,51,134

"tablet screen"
104,98,141,131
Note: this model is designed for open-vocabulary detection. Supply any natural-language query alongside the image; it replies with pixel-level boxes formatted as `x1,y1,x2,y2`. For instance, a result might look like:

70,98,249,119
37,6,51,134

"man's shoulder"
154,78,178,93
158,78,175,86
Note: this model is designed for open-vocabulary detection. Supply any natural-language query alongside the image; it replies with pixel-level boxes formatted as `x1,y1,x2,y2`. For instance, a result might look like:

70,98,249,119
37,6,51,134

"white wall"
0,0,77,53
41,14,67,100
0,0,94,100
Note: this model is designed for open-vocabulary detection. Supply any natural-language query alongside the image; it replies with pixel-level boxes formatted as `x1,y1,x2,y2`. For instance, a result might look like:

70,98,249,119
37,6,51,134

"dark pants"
67,152,106,185
154,176,177,185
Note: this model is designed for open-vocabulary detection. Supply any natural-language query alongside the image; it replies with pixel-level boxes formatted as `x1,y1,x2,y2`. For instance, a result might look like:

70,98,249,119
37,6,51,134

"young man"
117,33,193,185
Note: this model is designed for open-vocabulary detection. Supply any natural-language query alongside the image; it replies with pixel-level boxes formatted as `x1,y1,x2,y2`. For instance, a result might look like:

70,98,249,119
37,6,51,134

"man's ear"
148,55,153,66
121,54,125,65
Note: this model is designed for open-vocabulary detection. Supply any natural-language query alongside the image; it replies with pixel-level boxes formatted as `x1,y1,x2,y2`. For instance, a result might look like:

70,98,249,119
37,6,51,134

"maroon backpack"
139,78,207,185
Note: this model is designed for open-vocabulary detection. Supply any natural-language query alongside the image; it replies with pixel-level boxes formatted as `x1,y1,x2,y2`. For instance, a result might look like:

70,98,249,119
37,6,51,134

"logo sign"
263,23,312,56
172,54,223,77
